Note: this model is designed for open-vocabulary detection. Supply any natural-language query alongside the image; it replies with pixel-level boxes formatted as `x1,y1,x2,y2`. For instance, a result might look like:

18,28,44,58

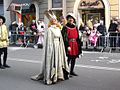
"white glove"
68,47,71,51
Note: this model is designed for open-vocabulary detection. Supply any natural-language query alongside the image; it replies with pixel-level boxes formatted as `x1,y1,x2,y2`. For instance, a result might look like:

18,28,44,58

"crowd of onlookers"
79,17,106,50
79,17,120,51
108,18,120,50
9,19,45,48
8,16,67,48
8,16,120,50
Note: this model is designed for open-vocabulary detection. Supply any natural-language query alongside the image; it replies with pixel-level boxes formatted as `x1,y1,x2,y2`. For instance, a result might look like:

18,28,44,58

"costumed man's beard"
68,20,75,26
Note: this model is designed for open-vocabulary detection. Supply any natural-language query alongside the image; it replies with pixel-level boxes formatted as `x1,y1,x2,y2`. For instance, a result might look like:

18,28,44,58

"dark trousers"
109,36,117,47
109,33,117,48
118,33,120,47
0,47,8,66
67,57,76,73
97,36,105,47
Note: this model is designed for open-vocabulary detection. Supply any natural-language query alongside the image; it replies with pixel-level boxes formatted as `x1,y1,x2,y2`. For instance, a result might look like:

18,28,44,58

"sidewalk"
82,46,120,53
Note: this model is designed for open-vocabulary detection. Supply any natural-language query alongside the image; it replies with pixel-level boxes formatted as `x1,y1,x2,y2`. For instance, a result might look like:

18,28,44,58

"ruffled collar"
51,25,57,28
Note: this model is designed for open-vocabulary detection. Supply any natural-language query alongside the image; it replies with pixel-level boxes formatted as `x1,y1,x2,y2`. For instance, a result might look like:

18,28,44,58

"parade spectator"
9,21,18,44
117,19,120,48
81,26,90,49
30,20,37,35
17,22,27,47
29,20,37,44
36,20,45,48
93,19,100,28
79,19,85,33
89,26,100,49
0,16,10,69
86,17,93,30
18,22,25,41
108,18,118,50
31,10,69,85
97,20,106,47
62,13,82,76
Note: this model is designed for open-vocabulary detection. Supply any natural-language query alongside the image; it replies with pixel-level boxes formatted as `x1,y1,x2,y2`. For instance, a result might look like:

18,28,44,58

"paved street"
0,47,120,90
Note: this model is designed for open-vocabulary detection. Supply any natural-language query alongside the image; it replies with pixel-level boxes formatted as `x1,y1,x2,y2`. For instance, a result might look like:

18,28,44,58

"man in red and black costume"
61,13,82,76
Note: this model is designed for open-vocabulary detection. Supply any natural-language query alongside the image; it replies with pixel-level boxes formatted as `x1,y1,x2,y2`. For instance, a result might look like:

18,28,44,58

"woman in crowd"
88,26,99,49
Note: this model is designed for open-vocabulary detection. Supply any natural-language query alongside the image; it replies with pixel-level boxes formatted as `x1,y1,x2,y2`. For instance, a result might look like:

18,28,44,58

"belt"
69,38,76,42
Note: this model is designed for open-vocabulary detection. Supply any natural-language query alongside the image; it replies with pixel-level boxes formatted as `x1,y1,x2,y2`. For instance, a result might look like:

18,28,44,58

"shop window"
53,10,62,22
52,0,62,8
0,0,3,4
30,4,36,13
22,4,36,26
15,6,21,11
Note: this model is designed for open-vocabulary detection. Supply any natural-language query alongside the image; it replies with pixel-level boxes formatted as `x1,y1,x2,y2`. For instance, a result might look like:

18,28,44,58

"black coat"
108,23,118,36
29,23,37,34
97,24,106,36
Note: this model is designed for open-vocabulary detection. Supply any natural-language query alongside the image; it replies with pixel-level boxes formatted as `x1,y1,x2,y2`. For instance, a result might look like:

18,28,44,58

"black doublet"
61,23,82,57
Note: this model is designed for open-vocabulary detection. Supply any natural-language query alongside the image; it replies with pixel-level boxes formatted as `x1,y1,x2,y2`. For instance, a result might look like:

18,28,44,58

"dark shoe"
70,72,78,76
64,76,69,80
0,65,5,69
112,48,116,51
3,64,10,68
69,74,73,78
93,47,97,51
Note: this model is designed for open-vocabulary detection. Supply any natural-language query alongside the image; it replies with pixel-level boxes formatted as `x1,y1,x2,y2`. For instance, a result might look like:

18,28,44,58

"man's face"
68,17,74,24
0,18,3,25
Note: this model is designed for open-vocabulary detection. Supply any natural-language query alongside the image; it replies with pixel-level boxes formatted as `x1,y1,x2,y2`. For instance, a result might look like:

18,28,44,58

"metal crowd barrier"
9,31,120,52
81,32,120,53
9,33,37,47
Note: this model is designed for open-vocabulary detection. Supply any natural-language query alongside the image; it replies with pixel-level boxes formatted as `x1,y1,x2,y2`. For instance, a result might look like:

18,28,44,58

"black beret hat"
0,15,6,24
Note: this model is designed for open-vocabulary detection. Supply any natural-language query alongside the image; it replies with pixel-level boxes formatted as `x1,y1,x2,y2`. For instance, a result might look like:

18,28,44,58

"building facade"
3,0,120,30
0,0,4,16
